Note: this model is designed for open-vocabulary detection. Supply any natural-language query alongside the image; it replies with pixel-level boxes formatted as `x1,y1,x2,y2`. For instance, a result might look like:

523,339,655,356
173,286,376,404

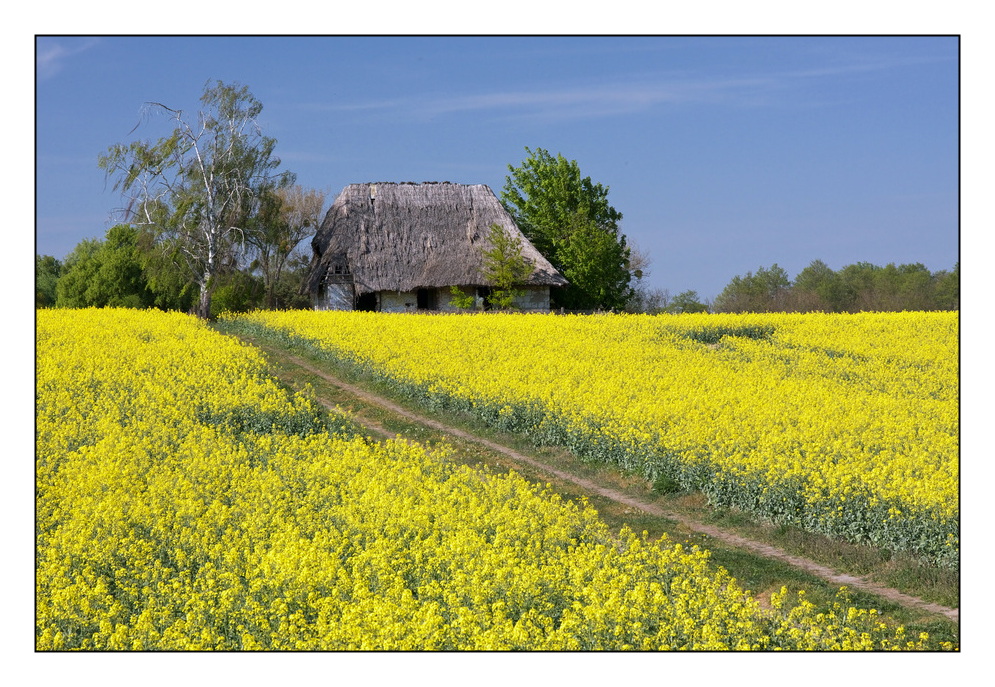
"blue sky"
35,35,959,302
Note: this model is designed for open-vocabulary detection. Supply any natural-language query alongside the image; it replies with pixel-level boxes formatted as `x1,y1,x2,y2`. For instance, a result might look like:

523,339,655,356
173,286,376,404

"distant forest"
708,260,959,314
37,234,959,316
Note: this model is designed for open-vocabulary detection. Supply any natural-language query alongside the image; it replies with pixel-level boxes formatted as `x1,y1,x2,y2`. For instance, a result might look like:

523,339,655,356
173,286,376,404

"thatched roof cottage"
302,182,568,312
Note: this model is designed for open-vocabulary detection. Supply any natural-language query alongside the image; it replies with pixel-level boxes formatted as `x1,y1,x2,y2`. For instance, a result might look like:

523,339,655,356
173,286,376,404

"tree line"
36,184,324,315
710,260,959,313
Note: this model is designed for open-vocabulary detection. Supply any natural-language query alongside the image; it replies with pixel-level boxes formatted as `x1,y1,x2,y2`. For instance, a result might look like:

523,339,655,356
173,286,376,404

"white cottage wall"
378,291,419,313
511,286,551,311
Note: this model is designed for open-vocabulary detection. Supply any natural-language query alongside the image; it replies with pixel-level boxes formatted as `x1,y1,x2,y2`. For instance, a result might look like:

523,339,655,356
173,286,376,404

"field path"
254,342,959,624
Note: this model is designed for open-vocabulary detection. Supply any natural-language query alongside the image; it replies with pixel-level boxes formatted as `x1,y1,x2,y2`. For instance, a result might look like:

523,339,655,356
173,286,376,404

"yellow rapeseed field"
36,308,948,650
226,310,958,567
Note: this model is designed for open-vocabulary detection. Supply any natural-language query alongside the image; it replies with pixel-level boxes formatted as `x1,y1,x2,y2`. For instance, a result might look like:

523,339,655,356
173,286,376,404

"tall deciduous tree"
99,81,295,318
836,262,879,311
501,147,632,310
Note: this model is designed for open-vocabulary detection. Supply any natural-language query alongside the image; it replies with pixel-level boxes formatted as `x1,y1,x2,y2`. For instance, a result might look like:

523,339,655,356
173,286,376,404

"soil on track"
253,341,959,624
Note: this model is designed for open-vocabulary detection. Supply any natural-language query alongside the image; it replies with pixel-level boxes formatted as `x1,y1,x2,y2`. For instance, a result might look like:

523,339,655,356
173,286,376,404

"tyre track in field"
257,342,959,624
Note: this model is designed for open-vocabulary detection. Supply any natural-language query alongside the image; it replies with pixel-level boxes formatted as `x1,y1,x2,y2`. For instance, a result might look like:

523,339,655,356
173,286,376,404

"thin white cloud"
294,49,953,125
299,74,775,124
775,52,955,81
36,38,100,80
417,76,778,120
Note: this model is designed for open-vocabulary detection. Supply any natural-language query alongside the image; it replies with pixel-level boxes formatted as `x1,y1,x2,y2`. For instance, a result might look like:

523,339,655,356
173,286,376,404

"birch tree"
99,81,295,318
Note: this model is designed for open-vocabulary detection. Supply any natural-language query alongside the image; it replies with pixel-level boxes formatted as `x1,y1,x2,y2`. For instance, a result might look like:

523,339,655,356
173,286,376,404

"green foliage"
714,260,960,313
792,259,847,311
448,286,477,310
481,223,531,310
134,233,198,312
868,263,934,311
54,239,101,308
838,262,878,311
651,472,682,495
679,324,776,345
36,255,62,308
554,214,633,311
666,290,709,314
55,225,154,309
502,147,632,310
209,271,264,318
932,262,959,310
713,264,791,313
266,252,314,311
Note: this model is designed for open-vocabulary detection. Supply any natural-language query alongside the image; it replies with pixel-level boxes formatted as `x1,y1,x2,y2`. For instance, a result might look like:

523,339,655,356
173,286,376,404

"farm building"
301,182,568,312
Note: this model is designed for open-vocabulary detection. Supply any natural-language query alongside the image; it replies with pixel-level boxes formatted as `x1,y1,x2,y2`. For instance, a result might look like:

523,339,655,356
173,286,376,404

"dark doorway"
416,288,436,310
355,292,377,311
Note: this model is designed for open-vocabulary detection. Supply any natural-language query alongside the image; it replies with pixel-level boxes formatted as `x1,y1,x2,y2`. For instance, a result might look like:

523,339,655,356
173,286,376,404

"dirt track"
259,344,959,624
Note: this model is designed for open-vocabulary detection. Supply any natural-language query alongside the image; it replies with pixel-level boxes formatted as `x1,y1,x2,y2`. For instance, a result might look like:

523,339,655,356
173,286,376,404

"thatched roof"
303,182,568,296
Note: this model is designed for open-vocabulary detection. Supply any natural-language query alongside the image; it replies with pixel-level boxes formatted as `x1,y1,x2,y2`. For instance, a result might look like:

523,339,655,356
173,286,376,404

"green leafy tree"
448,286,477,310
97,224,155,307
134,232,198,311
666,290,709,314
99,81,295,318
209,270,264,318
55,225,154,308
55,239,101,308
481,223,532,310
555,212,633,310
755,264,791,306
713,264,791,313
711,274,749,313
501,147,632,310
792,259,842,311
933,262,959,310
836,262,880,311
827,261,956,312
36,255,62,308
716,259,960,313
268,251,315,310
890,262,934,310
